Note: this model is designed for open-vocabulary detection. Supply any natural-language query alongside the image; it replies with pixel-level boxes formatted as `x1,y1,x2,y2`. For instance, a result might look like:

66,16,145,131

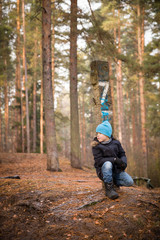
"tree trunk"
4,59,9,152
33,27,38,153
20,73,25,153
22,43,26,152
22,0,30,153
40,74,44,154
70,0,81,169
137,3,148,177
42,0,59,171
0,91,2,152
15,0,21,151
108,60,116,136
0,1,2,22
0,2,1,152
40,40,44,154
131,91,136,150
39,41,44,154
116,10,125,147
79,91,87,166
52,0,55,99
90,61,102,128
82,92,86,165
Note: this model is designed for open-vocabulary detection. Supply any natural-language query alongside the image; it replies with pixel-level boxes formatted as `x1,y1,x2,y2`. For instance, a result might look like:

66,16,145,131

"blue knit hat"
96,121,112,138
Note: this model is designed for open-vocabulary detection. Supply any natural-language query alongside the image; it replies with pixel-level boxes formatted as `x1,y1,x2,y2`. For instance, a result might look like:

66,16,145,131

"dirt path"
0,154,160,240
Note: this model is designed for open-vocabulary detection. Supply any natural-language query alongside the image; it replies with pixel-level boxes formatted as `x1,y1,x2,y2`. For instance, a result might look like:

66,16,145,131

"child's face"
97,132,109,142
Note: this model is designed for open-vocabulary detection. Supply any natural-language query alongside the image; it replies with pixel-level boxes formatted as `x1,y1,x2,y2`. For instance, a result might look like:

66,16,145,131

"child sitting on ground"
91,120,133,200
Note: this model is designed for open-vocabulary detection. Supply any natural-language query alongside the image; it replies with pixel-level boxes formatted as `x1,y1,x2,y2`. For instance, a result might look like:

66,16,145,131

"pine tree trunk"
22,44,26,151
0,3,3,152
20,75,25,153
90,61,102,128
79,102,83,161
137,3,148,177
40,42,44,154
0,1,2,22
33,27,38,153
0,91,2,152
70,0,81,169
117,10,125,147
42,0,59,171
131,92,136,150
22,0,30,153
40,76,44,154
79,92,86,166
4,59,9,152
108,60,116,136
82,92,86,165
15,0,21,151
52,0,55,99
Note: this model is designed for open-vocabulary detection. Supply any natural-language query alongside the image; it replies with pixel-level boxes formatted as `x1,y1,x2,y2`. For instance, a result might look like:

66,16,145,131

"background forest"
0,0,160,186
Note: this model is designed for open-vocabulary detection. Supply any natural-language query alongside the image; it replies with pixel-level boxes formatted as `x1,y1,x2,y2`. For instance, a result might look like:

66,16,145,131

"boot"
104,182,119,200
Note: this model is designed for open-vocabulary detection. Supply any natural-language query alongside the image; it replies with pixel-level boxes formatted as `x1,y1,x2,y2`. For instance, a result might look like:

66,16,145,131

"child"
92,120,133,200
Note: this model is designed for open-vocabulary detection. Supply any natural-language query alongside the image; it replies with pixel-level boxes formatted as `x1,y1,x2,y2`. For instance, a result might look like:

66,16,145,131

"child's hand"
114,157,126,170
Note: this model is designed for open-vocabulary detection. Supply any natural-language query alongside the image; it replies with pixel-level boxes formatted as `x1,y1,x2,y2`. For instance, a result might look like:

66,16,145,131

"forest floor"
0,153,160,240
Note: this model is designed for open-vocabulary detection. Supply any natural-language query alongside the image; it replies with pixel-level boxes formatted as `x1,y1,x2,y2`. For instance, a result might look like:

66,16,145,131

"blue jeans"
101,161,134,186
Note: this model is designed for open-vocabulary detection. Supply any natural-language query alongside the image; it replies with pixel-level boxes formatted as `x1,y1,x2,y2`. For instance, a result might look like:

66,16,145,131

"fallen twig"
0,175,20,179
78,198,106,209
137,199,159,209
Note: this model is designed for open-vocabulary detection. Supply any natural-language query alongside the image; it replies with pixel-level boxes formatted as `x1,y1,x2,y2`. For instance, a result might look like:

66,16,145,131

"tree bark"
22,0,30,152
108,59,116,136
42,0,59,171
0,11,2,164
82,92,86,165
20,94,25,153
40,74,44,154
131,91,136,150
137,3,148,177
70,0,81,169
52,0,55,99
4,59,9,152
0,91,2,152
15,0,21,151
90,61,102,128
79,91,86,166
33,27,38,153
116,9,125,147
40,41,44,154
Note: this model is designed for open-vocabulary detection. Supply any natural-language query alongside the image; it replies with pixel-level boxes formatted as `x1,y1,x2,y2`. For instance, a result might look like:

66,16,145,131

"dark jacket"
92,137,127,180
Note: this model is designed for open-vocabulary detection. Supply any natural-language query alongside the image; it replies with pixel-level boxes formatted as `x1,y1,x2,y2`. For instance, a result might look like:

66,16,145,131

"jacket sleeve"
92,146,114,168
117,142,127,169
